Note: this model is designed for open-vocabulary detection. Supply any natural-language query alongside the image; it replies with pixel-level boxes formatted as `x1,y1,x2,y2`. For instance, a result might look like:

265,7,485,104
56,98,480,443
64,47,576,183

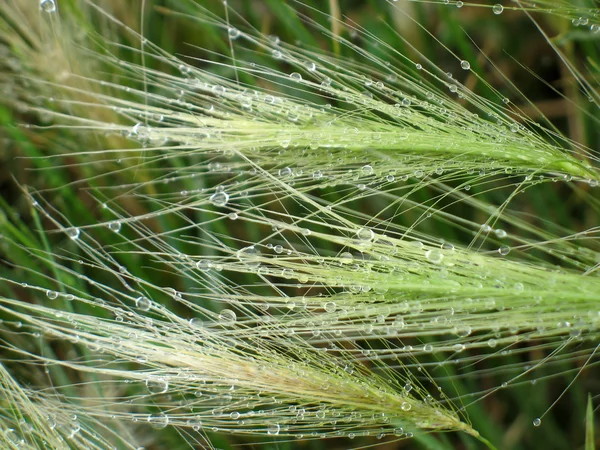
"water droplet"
279,167,292,177
498,245,510,256
324,301,336,313
533,418,541,427
401,402,412,411
189,317,204,329
196,259,212,271
188,417,202,431
454,325,472,337
356,227,374,241
146,377,169,394
108,221,122,233
267,423,280,435
218,308,237,325
237,246,261,268
456,1,463,7
179,64,192,75
209,191,229,207
361,164,374,176
40,0,56,12
425,249,443,264
46,290,59,300
460,60,470,70
494,229,507,238
289,72,302,82
228,28,241,39
67,228,80,240
480,224,492,233
492,3,504,14
147,413,169,429
135,296,151,311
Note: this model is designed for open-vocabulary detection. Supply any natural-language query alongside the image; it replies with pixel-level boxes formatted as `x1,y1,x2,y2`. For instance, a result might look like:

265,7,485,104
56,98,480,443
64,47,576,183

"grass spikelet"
1,0,599,449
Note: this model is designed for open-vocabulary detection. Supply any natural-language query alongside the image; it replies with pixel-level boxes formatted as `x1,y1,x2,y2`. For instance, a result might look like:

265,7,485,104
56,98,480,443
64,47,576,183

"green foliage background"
0,1,599,449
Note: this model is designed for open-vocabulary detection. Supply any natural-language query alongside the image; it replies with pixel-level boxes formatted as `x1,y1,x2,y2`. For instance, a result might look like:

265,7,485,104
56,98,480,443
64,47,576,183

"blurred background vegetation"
0,1,599,449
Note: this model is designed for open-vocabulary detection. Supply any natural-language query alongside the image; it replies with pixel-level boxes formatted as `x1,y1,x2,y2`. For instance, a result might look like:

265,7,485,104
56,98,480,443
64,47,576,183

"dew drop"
218,308,237,325
267,423,280,435
425,249,443,264
492,3,504,14
237,246,261,268
146,377,169,394
179,64,191,75
40,0,56,12
533,418,541,427
289,72,302,82
361,164,374,176
498,245,510,256
494,229,507,239
454,325,472,337
228,28,241,39
67,228,80,240
188,417,202,431
305,61,317,72
324,301,336,313
453,343,466,352
196,259,211,271
189,317,204,329
356,227,374,241
135,296,151,311
480,224,492,233
401,402,412,411
147,413,169,429
46,290,59,300
460,60,470,70
209,191,229,207
278,167,293,178
108,221,122,233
